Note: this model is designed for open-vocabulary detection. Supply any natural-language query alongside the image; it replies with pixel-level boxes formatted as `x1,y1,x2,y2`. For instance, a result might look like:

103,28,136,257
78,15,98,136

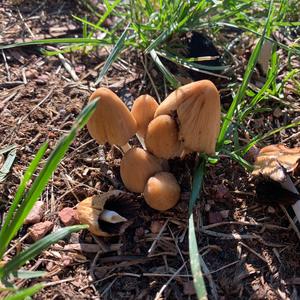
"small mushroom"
87,87,137,152
252,144,300,222
143,172,180,211
155,80,220,155
252,144,300,181
131,94,158,147
77,190,138,236
145,115,182,159
120,147,165,193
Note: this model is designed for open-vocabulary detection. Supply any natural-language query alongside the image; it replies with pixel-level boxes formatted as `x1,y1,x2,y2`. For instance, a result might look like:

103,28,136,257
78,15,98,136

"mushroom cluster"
77,80,221,235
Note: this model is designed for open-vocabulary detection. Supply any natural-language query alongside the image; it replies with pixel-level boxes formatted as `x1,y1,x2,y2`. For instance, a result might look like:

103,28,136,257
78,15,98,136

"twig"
4,232,30,257
44,277,76,287
141,55,161,103
154,262,186,300
280,204,300,241
58,53,79,81
17,8,34,37
100,277,118,297
239,241,268,263
148,219,169,256
209,260,240,274
17,87,55,125
202,221,288,231
200,228,257,240
199,256,218,300
1,50,11,81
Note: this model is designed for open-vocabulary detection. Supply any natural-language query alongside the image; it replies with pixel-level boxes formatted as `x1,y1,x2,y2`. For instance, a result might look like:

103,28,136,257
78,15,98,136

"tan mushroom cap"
145,114,181,159
252,144,300,182
131,94,158,138
144,172,180,211
87,87,137,146
77,193,112,237
155,80,220,155
77,190,137,237
120,147,165,193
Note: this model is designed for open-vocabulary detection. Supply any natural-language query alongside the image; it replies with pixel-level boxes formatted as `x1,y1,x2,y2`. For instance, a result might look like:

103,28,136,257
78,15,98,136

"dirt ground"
1,1,300,299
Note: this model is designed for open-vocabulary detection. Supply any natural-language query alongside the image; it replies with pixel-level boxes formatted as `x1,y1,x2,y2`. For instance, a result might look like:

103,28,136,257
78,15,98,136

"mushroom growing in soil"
145,114,182,159
87,87,137,152
131,94,158,148
120,147,166,193
77,190,138,236
155,80,220,155
252,144,300,222
144,172,181,211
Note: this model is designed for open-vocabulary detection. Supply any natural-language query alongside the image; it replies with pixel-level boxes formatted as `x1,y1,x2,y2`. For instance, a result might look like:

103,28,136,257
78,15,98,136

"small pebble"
25,69,39,79
150,220,164,234
59,207,79,226
28,221,54,241
24,201,44,225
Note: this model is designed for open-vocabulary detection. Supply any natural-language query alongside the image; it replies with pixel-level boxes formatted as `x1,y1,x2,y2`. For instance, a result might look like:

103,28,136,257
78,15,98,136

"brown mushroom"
131,94,158,141
252,144,300,224
143,172,180,211
87,87,137,152
77,190,138,236
155,80,220,155
252,144,300,181
120,147,165,193
145,114,182,159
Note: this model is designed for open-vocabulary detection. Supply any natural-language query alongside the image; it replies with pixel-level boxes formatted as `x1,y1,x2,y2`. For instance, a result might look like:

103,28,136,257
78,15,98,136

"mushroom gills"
98,192,139,235
99,209,128,224
77,191,139,236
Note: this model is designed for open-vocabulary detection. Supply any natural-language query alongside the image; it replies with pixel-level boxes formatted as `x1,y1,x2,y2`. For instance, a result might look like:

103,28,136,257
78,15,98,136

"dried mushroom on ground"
252,144,300,222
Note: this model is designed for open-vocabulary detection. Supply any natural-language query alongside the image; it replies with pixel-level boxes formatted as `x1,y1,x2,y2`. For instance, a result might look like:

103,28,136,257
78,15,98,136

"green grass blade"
145,22,178,53
95,24,129,86
11,270,47,279
158,50,227,71
87,0,122,39
239,45,278,121
212,22,300,56
156,50,228,79
188,158,207,300
0,38,106,50
0,100,97,259
0,225,87,278
149,49,180,88
3,284,44,300
227,151,253,171
236,119,300,157
0,143,48,257
217,0,274,150
72,15,110,34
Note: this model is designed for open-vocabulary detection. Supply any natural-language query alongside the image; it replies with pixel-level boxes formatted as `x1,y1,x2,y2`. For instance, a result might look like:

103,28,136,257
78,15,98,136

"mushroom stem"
280,175,300,223
121,143,131,153
99,209,127,224
136,133,146,149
